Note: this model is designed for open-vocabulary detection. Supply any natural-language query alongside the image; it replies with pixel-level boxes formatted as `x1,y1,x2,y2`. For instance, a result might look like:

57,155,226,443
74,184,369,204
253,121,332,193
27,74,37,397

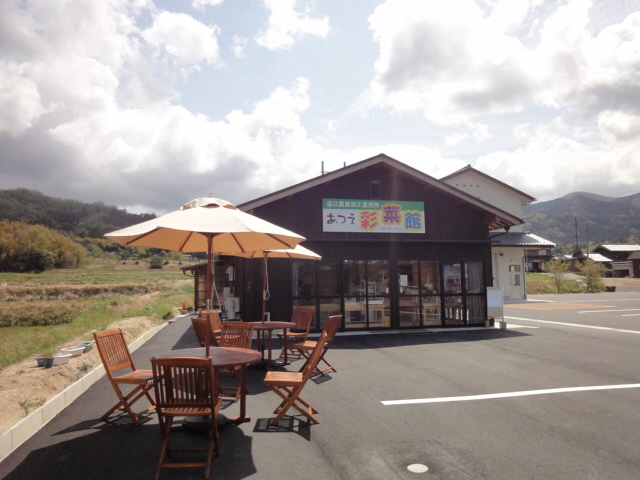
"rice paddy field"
0,259,193,369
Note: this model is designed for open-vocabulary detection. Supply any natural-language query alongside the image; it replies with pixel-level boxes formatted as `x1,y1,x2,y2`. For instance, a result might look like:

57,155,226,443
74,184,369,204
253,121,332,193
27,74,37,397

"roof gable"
239,154,522,230
490,232,556,247
441,165,535,204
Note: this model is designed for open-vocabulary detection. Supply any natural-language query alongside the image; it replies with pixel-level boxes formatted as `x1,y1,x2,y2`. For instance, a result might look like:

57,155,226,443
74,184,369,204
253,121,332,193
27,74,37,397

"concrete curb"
0,321,169,462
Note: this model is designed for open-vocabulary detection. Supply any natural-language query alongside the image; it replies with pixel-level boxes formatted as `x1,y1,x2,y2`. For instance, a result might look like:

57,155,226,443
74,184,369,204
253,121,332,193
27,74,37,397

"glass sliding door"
420,260,441,326
443,262,464,324
344,260,366,329
398,260,420,327
344,260,389,329
367,260,390,329
317,260,341,330
465,261,485,325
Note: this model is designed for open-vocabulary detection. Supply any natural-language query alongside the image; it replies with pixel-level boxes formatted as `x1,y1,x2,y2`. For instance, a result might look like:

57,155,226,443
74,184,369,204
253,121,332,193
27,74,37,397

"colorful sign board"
322,199,425,233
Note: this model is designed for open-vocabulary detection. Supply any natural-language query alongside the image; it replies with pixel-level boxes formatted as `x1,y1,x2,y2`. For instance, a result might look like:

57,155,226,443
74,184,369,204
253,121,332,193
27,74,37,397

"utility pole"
574,216,580,257
585,223,589,258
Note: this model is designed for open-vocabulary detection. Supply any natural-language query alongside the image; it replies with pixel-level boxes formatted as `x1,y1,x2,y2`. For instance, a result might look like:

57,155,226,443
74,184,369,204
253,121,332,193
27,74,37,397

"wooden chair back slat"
151,356,220,479
219,322,254,349
301,330,329,381
200,310,223,332
290,306,314,333
94,329,136,377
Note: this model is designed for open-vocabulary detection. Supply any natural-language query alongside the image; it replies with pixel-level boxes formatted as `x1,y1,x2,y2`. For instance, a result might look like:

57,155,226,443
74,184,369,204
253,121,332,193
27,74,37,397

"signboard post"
486,287,506,329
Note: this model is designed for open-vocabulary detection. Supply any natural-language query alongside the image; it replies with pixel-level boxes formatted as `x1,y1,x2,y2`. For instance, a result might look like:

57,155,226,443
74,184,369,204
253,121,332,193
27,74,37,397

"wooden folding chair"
218,322,254,401
196,310,223,345
277,306,314,359
93,328,155,423
151,356,221,480
263,331,329,426
294,314,342,376
191,317,220,347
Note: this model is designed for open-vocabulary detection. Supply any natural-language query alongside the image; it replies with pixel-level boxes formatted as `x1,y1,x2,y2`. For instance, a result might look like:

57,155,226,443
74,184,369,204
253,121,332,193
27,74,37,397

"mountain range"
1,188,638,255
522,192,640,254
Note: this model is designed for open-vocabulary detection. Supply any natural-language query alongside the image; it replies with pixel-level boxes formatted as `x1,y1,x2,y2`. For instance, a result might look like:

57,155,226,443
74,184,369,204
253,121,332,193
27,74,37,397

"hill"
0,188,156,238
523,192,640,254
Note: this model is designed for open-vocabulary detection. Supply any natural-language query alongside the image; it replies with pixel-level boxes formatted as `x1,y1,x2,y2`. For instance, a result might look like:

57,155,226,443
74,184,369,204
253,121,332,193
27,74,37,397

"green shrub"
0,301,89,327
149,257,164,269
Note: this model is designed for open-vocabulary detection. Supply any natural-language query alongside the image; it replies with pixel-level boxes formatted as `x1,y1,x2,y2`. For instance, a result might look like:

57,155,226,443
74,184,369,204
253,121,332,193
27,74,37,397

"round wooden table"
153,346,262,424
251,321,296,369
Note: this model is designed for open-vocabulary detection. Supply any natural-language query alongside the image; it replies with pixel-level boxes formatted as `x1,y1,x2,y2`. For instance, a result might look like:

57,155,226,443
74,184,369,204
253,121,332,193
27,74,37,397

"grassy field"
0,260,193,369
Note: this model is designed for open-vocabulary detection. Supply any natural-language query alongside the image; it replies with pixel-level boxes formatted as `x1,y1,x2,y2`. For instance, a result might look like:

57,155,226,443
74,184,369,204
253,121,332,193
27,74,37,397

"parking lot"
2,291,640,480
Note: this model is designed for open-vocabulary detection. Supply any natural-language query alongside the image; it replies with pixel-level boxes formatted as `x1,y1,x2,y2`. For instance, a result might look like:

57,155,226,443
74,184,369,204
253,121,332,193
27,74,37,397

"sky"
1,0,639,215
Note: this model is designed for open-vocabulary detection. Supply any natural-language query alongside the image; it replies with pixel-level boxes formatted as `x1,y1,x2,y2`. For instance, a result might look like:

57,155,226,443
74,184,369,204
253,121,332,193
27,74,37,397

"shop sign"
322,198,425,233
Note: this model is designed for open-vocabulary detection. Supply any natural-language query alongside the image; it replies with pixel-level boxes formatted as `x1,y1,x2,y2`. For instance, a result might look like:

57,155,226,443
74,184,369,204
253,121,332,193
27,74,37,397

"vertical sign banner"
322,199,425,233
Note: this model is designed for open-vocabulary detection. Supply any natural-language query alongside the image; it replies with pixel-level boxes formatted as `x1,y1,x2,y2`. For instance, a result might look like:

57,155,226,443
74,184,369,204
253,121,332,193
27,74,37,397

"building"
591,245,640,277
234,154,520,332
440,165,555,300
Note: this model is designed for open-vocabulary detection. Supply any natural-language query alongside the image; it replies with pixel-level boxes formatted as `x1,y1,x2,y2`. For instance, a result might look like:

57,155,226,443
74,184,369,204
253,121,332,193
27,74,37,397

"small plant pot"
178,309,189,315
60,346,85,357
36,357,54,368
78,341,95,353
52,353,72,366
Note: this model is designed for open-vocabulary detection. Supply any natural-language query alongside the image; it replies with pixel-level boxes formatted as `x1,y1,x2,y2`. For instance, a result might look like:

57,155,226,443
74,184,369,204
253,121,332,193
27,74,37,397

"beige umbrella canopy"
105,196,305,307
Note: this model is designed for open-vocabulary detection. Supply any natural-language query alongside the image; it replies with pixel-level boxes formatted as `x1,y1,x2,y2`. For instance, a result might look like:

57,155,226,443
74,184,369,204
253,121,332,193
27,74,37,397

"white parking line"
579,309,640,313
381,384,640,405
505,316,640,334
622,314,640,317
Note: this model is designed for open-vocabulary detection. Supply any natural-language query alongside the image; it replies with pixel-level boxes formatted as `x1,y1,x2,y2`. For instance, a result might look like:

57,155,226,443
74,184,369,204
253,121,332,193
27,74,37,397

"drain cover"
407,464,429,473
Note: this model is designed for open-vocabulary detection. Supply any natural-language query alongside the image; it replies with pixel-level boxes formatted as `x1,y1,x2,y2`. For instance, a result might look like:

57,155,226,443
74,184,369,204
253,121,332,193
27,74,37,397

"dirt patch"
602,278,640,287
0,316,165,434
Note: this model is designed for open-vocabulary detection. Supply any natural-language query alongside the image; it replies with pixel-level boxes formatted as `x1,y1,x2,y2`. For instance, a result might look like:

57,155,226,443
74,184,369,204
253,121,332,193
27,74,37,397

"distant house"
591,244,640,261
441,165,555,301
627,251,640,278
586,245,640,278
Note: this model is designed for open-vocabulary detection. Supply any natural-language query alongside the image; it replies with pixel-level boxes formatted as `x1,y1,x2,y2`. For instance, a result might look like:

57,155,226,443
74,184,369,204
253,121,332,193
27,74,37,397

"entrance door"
343,260,390,329
397,260,442,328
508,264,523,300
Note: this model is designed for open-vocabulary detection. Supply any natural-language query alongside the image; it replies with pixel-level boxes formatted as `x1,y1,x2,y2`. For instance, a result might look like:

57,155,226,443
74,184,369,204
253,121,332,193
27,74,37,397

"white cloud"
192,0,224,10
231,36,248,58
0,62,48,135
255,0,329,50
142,11,222,69
598,110,640,142
367,0,640,125
475,120,640,200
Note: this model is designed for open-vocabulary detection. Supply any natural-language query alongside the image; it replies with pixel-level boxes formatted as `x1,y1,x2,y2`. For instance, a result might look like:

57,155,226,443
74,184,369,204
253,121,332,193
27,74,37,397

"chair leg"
102,382,155,423
155,417,173,480
268,386,319,425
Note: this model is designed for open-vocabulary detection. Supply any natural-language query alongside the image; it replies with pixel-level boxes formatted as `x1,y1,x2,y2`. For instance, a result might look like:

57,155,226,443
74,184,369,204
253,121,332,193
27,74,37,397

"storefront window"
398,260,420,327
292,259,316,298
465,261,483,293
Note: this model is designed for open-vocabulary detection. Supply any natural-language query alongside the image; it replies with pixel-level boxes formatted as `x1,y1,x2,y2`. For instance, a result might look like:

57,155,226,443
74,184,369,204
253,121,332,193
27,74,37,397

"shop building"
234,154,521,332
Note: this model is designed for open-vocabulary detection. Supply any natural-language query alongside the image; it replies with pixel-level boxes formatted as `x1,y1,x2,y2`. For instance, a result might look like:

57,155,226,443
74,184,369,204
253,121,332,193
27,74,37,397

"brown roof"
238,154,523,230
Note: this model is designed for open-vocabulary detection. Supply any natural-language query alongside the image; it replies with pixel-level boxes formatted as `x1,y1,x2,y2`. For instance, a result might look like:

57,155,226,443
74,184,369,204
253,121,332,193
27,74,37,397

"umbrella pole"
206,234,214,311
206,234,214,358
262,252,267,323
205,299,210,357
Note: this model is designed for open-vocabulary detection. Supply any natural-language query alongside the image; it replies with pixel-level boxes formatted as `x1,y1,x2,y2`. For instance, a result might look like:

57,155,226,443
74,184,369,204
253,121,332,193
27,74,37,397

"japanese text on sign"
322,199,425,233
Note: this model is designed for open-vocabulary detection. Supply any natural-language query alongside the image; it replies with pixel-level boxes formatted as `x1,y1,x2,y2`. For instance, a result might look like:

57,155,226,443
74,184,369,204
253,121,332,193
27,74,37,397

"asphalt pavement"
1,291,640,480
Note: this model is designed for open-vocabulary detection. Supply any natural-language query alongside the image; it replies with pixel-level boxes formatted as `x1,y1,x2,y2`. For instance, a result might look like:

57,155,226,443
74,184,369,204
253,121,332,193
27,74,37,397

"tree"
577,259,604,292
546,258,569,293
0,220,86,272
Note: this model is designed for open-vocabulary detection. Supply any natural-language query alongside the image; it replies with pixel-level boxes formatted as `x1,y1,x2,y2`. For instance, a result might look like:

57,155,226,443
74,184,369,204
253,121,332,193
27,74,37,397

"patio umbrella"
219,244,321,324
104,196,306,311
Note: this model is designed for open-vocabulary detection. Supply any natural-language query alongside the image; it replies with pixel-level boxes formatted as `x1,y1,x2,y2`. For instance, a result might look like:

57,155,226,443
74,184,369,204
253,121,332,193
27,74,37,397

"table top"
153,347,262,368
250,321,296,331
